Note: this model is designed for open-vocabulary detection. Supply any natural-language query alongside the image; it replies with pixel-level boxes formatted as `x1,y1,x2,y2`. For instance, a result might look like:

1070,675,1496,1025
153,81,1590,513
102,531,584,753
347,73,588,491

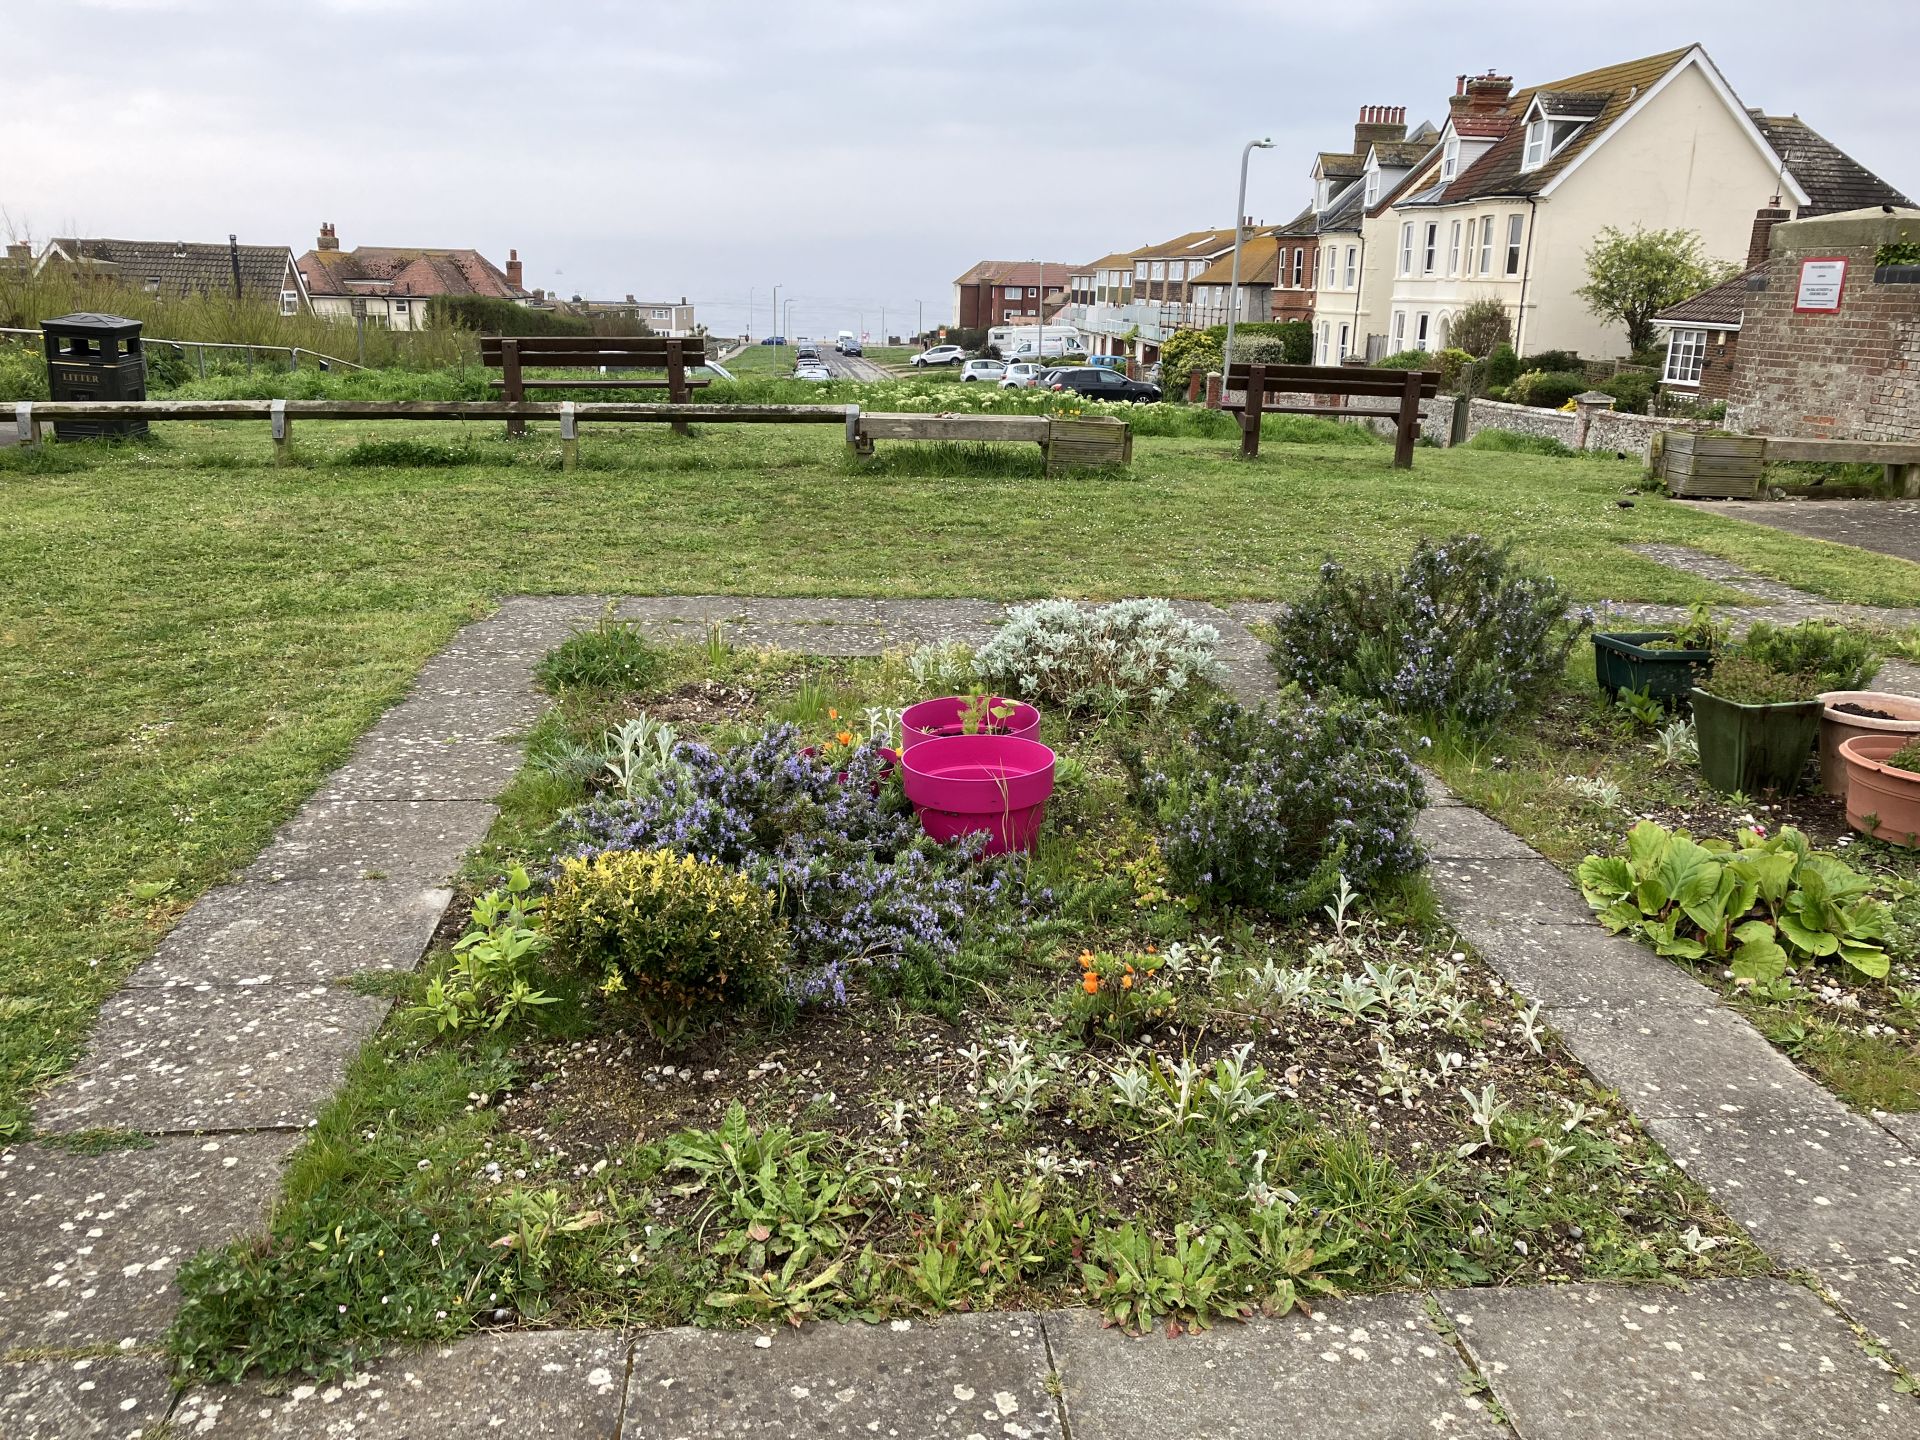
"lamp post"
783,298,796,352
1222,137,1275,378
771,285,781,345
747,286,755,343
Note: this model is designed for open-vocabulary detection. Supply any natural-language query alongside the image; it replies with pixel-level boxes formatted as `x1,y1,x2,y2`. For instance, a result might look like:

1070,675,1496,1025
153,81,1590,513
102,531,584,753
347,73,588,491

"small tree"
1449,297,1512,358
1577,226,1735,353
1160,329,1222,396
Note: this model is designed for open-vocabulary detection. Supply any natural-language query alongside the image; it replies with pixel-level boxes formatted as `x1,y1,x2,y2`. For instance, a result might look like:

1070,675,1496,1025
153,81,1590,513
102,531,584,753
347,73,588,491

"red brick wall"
1725,232,1920,441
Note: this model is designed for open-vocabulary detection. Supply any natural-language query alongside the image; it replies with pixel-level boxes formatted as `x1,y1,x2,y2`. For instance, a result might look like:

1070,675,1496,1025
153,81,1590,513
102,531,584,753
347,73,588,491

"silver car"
961,359,1006,383
999,362,1043,389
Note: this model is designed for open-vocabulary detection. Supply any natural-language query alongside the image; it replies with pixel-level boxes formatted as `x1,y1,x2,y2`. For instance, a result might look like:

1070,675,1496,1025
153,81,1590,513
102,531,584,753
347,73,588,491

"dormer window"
1522,118,1548,170
1441,135,1460,180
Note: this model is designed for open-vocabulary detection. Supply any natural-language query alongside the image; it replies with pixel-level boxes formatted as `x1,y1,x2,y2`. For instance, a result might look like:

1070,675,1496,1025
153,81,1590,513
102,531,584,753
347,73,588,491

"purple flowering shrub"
1136,699,1425,918
1271,534,1590,729
551,726,1033,1005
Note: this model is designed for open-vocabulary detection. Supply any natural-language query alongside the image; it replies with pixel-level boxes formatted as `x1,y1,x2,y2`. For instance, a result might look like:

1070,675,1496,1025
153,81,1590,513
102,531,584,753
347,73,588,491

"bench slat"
485,378,712,390
1222,405,1432,418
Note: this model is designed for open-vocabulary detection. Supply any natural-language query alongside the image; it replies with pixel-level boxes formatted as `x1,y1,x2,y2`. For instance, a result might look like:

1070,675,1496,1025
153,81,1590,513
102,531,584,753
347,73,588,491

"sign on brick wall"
1793,257,1848,313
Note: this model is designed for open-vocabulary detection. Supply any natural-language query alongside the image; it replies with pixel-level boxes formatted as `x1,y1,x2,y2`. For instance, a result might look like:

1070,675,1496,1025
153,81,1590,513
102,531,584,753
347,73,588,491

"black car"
1044,366,1161,403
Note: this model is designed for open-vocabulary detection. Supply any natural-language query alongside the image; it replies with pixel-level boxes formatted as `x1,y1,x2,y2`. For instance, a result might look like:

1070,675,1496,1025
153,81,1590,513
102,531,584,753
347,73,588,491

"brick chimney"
317,222,338,251
5,242,29,262
1747,202,1790,269
506,248,523,291
1353,104,1408,155
625,293,636,303
1458,72,1513,117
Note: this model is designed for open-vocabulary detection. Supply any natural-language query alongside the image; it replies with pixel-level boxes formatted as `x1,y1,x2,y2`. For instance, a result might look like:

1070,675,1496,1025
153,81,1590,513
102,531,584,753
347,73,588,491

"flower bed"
171,631,1763,1385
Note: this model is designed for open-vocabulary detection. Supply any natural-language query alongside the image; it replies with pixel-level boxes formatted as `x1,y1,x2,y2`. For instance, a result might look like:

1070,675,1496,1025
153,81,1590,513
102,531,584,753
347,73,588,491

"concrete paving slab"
1415,804,1550,860
1679,498,1920,568
1451,1279,1914,1438
171,1329,629,1437
1425,855,1596,927
622,1312,1060,1438
1816,1258,1920,1371
129,876,451,988
0,1134,295,1349
1551,1002,1852,1122
311,733,526,802
242,799,496,885
0,1354,175,1439
1646,1110,1920,1265
1446,921,1717,1015
34,983,390,1135
1628,544,1824,604
1047,1298,1500,1440
1877,1110,1920,1155
1417,769,1470,806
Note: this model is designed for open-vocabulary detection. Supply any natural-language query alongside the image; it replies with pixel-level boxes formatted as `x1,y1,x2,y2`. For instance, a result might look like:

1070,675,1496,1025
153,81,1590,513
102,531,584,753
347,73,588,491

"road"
813,347,893,383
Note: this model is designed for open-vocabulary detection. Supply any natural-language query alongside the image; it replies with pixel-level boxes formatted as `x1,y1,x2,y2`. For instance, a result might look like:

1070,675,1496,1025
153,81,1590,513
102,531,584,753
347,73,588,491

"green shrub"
1508,370,1588,410
1229,334,1293,367
1486,344,1520,388
976,599,1225,713
1738,620,1879,691
1205,320,1311,364
1272,534,1587,729
1462,429,1576,458
1450,298,1512,358
1433,347,1474,389
546,849,788,1036
1372,349,1429,370
1598,371,1654,415
1159,329,1222,395
1136,697,1425,918
0,341,47,401
536,616,665,693
1696,654,1824,705
1519,350,1581,374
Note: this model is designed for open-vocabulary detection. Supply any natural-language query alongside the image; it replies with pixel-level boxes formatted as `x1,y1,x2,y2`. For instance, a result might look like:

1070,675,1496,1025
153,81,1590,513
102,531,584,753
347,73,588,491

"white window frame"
1026,286,1039,297
1415,312,1431,350
1505,214,1525,276
1337,322,1350,360
1318,321,1330,363
1441,134,1459,180
1150,261,1166,281
1664,328,1707,386
1344,246,1357,288
1398,223,1414,277
1447,221,1461,277
1134,262,1149,282
1292,246,1304,288
1005,285,1022,300
1522,117,1548,170
393,299,410,314
280,289,299,316
1391,311,1406,349
1364,169,1379,207
1422,222,1439,275
1478,216,1495,275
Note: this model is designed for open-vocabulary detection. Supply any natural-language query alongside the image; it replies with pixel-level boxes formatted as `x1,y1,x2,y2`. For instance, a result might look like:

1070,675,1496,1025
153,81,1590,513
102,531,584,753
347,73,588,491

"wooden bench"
1222,362,1439,467
1758,436,1920,499
480,335,708,437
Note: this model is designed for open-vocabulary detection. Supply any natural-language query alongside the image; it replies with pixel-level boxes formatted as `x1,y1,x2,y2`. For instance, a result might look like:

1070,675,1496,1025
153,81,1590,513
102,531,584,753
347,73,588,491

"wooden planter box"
1044,417,1132,474
1660,431,1764,498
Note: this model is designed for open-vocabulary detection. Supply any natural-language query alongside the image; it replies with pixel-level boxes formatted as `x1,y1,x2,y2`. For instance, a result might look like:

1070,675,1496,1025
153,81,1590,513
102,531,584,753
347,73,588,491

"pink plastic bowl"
899,734,1056,854
899,696,1041,751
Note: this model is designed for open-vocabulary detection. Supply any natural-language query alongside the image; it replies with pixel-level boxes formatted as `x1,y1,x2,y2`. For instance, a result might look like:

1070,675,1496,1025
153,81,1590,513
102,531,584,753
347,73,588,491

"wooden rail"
9,400,1130,474
1756,436,1920,498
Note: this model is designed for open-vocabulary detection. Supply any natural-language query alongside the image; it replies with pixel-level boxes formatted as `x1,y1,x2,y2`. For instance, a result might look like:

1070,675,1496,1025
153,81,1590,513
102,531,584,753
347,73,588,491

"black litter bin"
42,312,148,439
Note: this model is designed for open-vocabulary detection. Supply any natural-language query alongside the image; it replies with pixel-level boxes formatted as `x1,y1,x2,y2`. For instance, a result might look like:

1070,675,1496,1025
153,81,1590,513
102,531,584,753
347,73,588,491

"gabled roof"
1751,114,1914,217
1371,146,1447,215
1130,228,1243,259
1314,177,1371,235
41,237,304,303
300,245,523,299
1190,236,1281,287
1434,46,1694,204
1653,263,1767,329
1271,203,1320,239
1531,90,1610,120
1315,152,1363,180
952,259,1081,287
1370,140,1431,168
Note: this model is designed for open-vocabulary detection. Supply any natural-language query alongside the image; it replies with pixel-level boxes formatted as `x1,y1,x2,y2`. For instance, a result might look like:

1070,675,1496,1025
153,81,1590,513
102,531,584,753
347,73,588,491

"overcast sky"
7,0,1916,342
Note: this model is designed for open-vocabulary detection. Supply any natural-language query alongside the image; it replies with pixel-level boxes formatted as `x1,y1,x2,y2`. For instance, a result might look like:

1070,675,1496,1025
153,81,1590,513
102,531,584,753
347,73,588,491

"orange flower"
827,707,839,720
1082,973,1100,995
836,730,855,747
1144,944,1157,954
1120,974,1134,990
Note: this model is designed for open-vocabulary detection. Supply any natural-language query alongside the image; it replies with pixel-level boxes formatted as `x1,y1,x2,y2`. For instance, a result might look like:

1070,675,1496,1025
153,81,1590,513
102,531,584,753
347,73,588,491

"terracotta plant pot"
1591,631,1713,707
1817,691,1920,799
1838,733,1920,847
1690,687,1821,796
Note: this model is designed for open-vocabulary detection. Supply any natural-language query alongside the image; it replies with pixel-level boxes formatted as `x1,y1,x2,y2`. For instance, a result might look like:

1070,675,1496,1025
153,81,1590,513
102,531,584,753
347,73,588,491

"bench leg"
667,340,689,437
502,339,525,438
1392,371,1420,469
1240,365,1266,459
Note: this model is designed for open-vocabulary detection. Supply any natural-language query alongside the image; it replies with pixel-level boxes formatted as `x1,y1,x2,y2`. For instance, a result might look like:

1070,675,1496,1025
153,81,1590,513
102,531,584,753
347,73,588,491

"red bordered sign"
1793,256,1848,313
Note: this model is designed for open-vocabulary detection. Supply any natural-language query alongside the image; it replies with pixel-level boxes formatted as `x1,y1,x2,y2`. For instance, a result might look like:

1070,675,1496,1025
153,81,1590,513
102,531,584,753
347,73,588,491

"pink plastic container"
899,696,1041,751
899,734,1056,854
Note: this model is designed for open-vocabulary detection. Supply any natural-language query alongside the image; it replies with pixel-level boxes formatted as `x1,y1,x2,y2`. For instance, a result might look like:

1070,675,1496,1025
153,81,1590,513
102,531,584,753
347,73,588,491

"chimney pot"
505,248,524,291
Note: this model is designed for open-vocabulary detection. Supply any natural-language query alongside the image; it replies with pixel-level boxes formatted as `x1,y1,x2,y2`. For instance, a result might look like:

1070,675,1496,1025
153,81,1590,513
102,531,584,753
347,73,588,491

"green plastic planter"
1592,632,1712,706
1690,687,1822,795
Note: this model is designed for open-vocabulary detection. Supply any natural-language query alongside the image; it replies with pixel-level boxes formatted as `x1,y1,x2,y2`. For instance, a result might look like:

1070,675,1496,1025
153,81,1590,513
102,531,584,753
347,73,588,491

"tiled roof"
1653,263,1766,328
952,259,1081,287
1753,114,1915,217
1315,179,1370,234
44,237,300,301
299,245,523,299
1191,236,1281,287
1130,228,1242,260
1450,113,1508,139
1316,152,1363,180
1371,146,1446,216
1370,140,1431,168
1434,46,1694,204
1271,203,1320,239
1085,251,1138,272
1534,90,1610,120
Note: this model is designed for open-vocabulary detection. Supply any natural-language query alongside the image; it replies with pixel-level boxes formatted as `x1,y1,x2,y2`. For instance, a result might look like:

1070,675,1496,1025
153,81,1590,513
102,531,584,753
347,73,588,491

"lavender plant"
1271,535,1588,729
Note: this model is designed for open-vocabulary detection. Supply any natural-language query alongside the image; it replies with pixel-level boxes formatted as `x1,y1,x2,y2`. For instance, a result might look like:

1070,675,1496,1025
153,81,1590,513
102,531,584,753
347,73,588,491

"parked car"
961,359,1006,383
841,340,862,356
999,362,1044,389
1047,367,1162,403
762,335,786,346
796,346,821,361
794,365,832,381
1087,354,1125,371
912,345,967,367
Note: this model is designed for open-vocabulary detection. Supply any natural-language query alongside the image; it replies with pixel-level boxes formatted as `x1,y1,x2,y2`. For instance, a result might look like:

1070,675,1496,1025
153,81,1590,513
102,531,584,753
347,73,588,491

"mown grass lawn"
3,416,1917,1137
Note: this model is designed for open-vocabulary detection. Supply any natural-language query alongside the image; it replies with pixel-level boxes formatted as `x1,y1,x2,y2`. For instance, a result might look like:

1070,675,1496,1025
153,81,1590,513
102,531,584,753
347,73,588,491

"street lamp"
1222,138,1275,380
771,284,781,344
783,298,796,350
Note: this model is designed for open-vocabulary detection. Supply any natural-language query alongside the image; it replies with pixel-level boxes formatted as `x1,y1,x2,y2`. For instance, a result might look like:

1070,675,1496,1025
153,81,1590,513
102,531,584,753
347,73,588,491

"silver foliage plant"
973,599,1226,713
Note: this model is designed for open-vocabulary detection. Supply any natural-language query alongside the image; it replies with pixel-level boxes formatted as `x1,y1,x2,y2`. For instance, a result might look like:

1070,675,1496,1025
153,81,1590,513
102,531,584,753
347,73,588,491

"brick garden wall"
1724,213,1920,442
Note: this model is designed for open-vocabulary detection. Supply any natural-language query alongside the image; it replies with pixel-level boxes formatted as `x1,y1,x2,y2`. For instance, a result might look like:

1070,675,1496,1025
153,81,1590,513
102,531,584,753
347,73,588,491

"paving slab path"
1681,498,1920,569
6,587,1920,1435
